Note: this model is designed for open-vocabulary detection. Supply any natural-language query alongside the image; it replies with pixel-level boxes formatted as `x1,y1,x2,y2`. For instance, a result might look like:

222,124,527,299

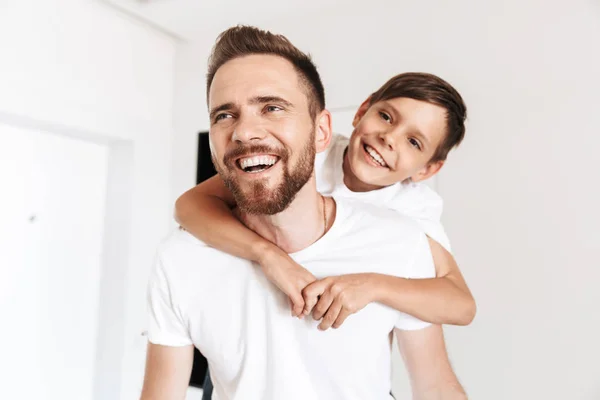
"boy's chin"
354,168,391,187
355,168,409,188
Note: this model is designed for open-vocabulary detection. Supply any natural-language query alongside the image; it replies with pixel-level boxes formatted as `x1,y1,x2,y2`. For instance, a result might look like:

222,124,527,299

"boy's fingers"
290,292,305,318
319,299,342,331
332,307,352,329
302,279,328,315
312,291,334,321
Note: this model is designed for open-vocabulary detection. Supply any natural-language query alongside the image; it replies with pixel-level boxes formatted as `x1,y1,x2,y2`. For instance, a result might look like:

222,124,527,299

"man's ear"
352,96,372,127
411,160,445,183
315,109,333,153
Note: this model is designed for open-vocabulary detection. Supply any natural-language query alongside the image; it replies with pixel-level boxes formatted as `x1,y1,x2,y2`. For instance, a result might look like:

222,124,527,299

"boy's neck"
238,179,335,254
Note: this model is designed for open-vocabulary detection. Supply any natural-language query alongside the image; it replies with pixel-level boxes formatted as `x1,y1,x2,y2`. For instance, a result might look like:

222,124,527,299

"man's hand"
302,274,377,330
258,249,317,317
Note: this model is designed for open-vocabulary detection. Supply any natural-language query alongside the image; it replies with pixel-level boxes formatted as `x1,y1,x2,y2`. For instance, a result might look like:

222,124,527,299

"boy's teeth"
365,145,387,167
239,155,278,170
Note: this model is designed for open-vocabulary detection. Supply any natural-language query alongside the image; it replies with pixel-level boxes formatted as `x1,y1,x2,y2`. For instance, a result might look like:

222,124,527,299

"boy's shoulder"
334,196,425,238
315,133,349,195
390,181,444,220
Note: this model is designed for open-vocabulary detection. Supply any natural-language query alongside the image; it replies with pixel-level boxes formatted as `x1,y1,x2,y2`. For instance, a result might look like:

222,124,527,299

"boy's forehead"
209,54,302,107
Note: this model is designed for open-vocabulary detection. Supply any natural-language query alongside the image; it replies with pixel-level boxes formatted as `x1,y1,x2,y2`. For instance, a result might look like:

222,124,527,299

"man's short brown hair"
206,25,325,118
369,72,467,163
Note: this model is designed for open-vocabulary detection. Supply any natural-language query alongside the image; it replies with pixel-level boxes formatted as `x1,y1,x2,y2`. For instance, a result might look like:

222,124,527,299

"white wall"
0,1,176,399
0,124,109,400
171,1,600,399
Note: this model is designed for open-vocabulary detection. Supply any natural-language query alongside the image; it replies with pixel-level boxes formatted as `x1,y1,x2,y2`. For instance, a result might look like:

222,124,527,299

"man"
141,26,466,400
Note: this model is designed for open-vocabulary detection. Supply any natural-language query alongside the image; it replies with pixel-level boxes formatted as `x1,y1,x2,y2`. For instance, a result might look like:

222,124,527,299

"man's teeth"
365,145,387,167
239,155,278,171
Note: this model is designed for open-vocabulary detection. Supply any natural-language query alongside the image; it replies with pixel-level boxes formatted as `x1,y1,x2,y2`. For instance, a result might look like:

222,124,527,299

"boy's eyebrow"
412,130,431,147
386,102,431,147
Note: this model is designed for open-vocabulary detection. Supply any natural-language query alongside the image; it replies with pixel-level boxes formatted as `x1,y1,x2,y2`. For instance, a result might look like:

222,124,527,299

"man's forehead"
209,54,302,106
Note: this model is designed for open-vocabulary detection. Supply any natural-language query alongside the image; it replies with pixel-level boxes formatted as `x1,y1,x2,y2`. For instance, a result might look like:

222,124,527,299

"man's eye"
266,105,283,113
409,138,422,150
215,114,231,122
378,111,392,123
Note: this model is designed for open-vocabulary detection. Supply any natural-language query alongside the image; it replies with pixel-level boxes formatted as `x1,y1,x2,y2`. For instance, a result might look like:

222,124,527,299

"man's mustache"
223,144,287,166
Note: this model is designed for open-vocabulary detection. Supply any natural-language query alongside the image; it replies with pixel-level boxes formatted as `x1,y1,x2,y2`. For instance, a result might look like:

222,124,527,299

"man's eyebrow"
209,102,234,120
249,96,294,108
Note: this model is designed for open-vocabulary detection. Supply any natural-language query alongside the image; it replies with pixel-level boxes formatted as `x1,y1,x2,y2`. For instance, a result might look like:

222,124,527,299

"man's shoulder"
158,227,208,254
156,228,239,271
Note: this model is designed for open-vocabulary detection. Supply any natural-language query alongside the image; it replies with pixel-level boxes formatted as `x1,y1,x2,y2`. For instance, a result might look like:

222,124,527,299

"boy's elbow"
455,297,477,326
174,194,195,225
173,196,186,225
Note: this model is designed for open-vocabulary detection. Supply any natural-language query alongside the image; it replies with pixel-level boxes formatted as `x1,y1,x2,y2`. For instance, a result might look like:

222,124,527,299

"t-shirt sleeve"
146,254,193,346
394,233,437,331
390,183,452,252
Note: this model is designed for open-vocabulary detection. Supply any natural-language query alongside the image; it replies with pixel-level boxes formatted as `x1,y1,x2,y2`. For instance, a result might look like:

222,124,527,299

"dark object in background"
189,131,217,389
196,131,217,185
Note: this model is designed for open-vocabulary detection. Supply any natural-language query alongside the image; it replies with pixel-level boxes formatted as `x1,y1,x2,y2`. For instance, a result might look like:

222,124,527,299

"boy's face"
346,97,447,188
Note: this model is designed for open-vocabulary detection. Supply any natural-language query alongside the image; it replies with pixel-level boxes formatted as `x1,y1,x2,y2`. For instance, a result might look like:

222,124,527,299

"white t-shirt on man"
314,133,451,251
148,198,435,400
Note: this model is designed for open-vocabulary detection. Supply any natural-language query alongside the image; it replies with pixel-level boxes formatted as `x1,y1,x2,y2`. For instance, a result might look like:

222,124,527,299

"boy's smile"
362,142,389,168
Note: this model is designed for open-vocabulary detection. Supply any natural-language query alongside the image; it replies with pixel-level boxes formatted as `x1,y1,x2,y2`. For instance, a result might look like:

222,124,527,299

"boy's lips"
361,142,389,168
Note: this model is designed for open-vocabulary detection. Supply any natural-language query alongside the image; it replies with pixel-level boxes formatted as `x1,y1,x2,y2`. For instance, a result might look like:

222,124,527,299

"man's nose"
231,115,267,143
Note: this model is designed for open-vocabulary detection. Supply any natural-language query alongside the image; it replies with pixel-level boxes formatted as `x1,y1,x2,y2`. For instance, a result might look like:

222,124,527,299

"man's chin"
237,198,287,215
233,186,286,215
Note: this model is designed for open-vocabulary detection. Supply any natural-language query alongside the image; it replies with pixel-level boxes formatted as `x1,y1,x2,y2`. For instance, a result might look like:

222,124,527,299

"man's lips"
234,154,281,173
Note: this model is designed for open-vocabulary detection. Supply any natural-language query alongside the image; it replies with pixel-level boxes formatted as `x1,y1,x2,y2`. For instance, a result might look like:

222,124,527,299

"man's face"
347,97,447,187
208,54,316,215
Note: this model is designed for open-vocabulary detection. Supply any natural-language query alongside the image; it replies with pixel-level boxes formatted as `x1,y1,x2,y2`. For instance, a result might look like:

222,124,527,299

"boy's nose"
378,131,395,151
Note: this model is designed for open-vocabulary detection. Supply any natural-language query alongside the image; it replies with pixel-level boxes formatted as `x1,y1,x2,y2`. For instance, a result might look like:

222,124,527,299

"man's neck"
238,180,334,254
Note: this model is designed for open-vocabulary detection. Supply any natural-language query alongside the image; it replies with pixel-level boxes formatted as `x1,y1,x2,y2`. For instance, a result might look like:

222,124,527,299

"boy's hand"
302,273,377,330
258,250,317,318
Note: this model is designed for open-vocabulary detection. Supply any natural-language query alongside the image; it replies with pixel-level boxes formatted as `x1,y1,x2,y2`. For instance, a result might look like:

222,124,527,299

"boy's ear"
411,160,445,183
315,109,333,153
352,96,372,127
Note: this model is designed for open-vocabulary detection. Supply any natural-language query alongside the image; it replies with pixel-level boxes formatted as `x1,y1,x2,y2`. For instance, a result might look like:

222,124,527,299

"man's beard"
213,132,316,215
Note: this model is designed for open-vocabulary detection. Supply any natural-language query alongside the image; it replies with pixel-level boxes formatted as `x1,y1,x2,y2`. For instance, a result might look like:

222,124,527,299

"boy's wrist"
251,240,281,265
367,273,386,303
369,273,404,304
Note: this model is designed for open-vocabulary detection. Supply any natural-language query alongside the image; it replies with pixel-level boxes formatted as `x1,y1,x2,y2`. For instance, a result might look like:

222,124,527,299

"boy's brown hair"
369,72,467,163
206,25,325,118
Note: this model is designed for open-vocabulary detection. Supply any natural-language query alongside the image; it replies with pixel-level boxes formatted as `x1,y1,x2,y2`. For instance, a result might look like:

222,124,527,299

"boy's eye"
378,111,392,123
409,138,422,151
